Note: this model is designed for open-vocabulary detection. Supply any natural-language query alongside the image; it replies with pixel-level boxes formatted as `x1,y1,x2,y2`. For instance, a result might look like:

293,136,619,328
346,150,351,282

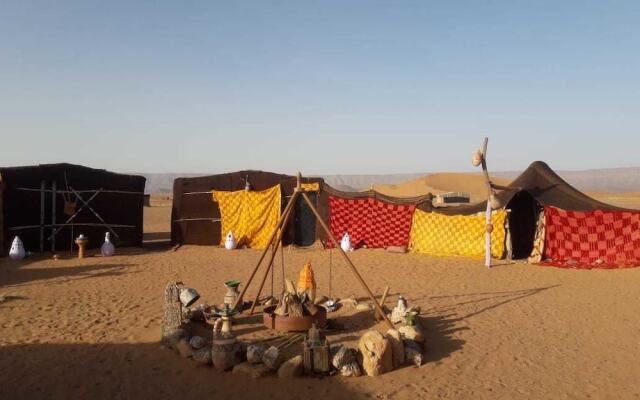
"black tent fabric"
0,163,146,257
436,161,629,258
171,171,324,246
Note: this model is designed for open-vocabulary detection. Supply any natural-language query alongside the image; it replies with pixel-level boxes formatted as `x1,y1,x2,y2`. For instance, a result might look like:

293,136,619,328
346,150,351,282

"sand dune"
373,173,512,202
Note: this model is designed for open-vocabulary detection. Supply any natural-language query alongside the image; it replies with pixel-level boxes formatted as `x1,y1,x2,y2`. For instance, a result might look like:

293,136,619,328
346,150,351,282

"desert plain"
1,178,639,400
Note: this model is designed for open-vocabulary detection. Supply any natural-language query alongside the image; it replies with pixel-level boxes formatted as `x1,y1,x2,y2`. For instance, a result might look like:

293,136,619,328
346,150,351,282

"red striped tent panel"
542,206,640,269
328,196,416,249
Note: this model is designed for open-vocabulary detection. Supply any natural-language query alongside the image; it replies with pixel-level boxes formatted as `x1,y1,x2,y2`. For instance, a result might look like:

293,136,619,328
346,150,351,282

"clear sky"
1,1,638,175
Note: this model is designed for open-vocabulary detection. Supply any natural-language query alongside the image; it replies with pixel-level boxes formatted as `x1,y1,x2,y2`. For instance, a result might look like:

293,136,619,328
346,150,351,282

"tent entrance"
507,190,540,259
294,191,317,246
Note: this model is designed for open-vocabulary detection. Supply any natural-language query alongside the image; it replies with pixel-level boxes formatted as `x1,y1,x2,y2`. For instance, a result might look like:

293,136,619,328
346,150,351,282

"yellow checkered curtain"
213,185,281,249
409,209,508,258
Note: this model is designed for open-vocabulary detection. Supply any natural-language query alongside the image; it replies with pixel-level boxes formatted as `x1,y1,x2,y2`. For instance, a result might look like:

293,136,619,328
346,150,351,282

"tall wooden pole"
248,191,298,314
300,191,395,330
39,180,45,252
479,137,493,268
51,180,56,252
233,191,298,311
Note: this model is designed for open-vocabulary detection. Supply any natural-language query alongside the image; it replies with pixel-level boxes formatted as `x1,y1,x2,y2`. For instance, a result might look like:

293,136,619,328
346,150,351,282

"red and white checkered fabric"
542,206,640,268
327,196,416,249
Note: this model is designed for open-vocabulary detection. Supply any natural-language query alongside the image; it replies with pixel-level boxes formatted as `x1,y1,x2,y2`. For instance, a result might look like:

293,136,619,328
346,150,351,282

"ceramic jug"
224,232,236,250
9,236,26,260
340,233,352,252
101,232,115,257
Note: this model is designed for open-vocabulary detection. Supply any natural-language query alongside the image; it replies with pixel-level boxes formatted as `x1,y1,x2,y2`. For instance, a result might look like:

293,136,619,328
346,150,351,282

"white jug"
101,232,115,257
224,232,236,250
9,236,26,260
340,233,352,252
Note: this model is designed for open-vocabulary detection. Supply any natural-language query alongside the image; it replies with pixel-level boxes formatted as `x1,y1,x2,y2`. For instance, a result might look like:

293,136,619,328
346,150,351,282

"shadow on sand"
0,341,375,400
0,262,136,288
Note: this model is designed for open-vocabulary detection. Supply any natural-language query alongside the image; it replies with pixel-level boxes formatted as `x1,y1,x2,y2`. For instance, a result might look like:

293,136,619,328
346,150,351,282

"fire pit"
262,305,327,332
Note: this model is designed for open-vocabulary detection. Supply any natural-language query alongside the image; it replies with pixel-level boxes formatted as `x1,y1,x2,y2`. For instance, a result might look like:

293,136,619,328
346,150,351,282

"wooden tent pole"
248,190,299,314
300,191,395,330
51,180,56,252
39,180,45,252
479,137,493,268
233,190,298,311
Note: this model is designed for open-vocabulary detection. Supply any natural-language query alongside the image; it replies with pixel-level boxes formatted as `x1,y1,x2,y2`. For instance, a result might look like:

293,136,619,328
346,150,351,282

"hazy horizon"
2,2,639,174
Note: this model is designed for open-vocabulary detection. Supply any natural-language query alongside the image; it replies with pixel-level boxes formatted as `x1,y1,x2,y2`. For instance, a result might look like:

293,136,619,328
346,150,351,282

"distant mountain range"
139,167,640,194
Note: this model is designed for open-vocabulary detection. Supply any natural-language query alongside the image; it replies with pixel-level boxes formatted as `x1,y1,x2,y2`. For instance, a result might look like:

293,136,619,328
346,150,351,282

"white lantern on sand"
9,236,26,260
101,232,115,257
224,232,236,250
340,233,352,252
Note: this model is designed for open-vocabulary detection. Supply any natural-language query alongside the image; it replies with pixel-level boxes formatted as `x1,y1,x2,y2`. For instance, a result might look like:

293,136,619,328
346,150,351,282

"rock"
247,344,267,364
341,362,363,377
190,336,207,350
233,362,272,378
177,338,193,358
212,344,240,371
192,347,212,365
403,339,423,367
386,329,405,368
262,346,284,370
277,355,304,378
358,330,393,376
332,345,357,370
399,325,425,342
339,297,358,308
356,302,373,311
162,327,187,349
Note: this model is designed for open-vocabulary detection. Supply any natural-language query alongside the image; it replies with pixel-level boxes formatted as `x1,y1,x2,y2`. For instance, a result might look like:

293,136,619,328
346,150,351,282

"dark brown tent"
171,171,324,247
0,163,145,257
436,161,629,258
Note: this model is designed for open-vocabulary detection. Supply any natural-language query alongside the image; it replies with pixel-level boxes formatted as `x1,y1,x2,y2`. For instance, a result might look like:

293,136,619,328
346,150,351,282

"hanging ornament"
9,236,26,260
101,232,115,257
472,150,483,167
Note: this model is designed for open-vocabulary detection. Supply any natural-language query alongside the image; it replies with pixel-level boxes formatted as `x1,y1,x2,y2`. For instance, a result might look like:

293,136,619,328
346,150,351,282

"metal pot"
179,288,200,307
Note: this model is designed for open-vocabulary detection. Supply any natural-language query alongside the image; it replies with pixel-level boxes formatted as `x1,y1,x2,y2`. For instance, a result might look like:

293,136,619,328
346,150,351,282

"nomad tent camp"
171,171,324,247
435,161,638,267
0,163,146,257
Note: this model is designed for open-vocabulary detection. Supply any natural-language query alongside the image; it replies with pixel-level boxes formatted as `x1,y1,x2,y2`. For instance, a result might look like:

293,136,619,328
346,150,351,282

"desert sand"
1,192,640,400
373,173,511,202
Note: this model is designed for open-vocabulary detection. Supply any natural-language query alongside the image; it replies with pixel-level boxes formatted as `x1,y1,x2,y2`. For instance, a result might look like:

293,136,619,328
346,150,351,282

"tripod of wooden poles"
233,173,395,330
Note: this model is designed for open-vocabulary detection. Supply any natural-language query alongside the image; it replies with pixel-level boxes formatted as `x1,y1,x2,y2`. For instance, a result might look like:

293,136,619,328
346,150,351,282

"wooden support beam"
51,181,56,252
233,191,299,311
375,285,390,321
248,191,298,314
40,180,45,252
480,137,492,268
300,191,395,330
